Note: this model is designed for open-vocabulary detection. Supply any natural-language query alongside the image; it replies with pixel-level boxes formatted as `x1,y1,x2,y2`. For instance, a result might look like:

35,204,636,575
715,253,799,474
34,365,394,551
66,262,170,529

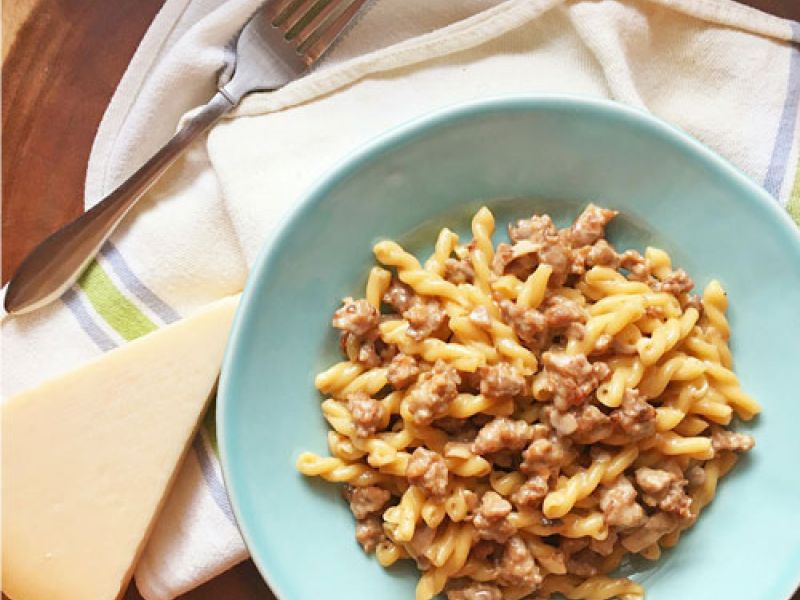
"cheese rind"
2,295,240,600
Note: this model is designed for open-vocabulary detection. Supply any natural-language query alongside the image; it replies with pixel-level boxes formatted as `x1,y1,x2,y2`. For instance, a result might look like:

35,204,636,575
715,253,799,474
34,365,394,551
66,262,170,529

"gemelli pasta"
297,204,758,600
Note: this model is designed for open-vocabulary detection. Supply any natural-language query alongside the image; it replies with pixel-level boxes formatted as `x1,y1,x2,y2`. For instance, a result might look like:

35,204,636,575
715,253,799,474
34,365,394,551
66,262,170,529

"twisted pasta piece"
375,540,406,567
518,264,553,309
700,279,730,340
637,353,705,398
596,356,645,408
541,574,644,600
645,246,672,280
424,227,459,276
567,298,645,355
703,362,761,419
384,485,426,542
366,266,392,308
295,453,385,486
470,206,495,293
415,523,473,600
315,361,365,394
636,307,699,365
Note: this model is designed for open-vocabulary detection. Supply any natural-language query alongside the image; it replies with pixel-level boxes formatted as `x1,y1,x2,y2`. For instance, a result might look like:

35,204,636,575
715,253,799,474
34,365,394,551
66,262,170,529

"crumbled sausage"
509,214,557,244
469,306,492,329
407,447,449,498
656,269,694,295
472,418,534,455
711,428,755,453
542,296,587,329
541,352,610,411
387,353,420,389
621,512,677,553
619,250,650,282
383,279,415,313
511,475,549,507
497,535,542,589
587,239,619,268
343,485,391,520
340,331,382,368
685,294,703,315
610,389,656,440
499,300,546,348
598,476,647,529
589,529,618,556
333,297,380,337
491,242,539,279
565,548,603,577
569,404,614,444
444,257,475,285
406,360,461,426
474,491,515,543
635,468,674,497
355,515,385,552
568,204,618,248
347,392,386,437
686,465,706,488
479,363,526,400
658,480,692,520
404,299,445,340
538,238,572,287
406,524,436,567
446,582,503,600
520,424,569,476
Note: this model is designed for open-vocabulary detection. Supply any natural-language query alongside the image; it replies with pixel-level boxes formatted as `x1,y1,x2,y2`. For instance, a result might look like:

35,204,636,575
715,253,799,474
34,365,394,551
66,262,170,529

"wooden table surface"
3,1,799,599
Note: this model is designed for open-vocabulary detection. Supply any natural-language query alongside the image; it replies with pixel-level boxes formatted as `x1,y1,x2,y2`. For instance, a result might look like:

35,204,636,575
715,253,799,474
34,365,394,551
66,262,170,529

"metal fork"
5,0,367,315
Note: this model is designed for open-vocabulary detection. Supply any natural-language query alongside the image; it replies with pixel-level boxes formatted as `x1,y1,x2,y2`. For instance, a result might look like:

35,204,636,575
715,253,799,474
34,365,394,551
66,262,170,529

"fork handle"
4,91,235,315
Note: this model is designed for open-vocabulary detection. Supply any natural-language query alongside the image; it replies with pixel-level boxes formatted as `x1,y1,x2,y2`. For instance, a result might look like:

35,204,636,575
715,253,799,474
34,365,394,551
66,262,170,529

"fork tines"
265,0,368,65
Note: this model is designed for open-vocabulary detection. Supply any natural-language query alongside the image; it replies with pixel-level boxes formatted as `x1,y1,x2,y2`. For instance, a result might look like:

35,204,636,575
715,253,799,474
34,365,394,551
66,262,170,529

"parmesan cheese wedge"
2,294,240,600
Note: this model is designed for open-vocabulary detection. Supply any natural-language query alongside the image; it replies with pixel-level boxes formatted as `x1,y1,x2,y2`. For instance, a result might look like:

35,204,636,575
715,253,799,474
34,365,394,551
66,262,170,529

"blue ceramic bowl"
218,96,800,600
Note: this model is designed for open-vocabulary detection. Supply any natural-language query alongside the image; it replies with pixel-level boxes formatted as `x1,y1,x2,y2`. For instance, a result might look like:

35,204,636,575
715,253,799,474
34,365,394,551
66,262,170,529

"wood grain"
2,1,799,599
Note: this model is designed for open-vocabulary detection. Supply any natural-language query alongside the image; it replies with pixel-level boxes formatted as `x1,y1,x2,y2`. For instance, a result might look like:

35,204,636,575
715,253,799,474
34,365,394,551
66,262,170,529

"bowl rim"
217,94,800,600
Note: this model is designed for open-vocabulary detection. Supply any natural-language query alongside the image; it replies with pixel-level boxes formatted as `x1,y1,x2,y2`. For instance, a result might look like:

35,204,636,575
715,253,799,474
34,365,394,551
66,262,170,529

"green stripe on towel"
788,157,800,225
77,260,158,340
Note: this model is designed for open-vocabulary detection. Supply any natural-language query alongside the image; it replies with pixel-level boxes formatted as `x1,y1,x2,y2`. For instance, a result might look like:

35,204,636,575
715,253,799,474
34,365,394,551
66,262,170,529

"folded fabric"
3,0,798,598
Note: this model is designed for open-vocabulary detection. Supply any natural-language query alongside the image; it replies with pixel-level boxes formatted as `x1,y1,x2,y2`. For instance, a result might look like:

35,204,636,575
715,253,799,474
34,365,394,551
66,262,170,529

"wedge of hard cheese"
2,294,240,600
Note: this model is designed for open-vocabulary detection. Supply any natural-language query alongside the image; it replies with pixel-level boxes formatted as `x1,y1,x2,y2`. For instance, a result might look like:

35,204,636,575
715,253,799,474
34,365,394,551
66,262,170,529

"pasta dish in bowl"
297,204,758,600
216,96,800,600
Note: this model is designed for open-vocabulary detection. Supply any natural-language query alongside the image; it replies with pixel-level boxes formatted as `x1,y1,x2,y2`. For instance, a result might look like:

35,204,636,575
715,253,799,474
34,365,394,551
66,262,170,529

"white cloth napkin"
3,0,799,598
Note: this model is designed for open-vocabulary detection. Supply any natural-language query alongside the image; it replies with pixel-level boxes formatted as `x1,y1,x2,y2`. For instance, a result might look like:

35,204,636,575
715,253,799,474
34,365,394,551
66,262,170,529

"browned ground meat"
542,296,588,329
479,363,527,400
610,389,656,440
497,535,542,589
711,428,755,453
589,529,618,556
339,331,382,368
443,257,475,284
406,360,461,425
568,204,618,248
343,485,391,520
404,299,446,340
511,475,549,507
499,300,546,348
541,352,610,411
347,392,386,437
587,239,619,268
686,465,706,488
446,582,503,600
684,294,703,315
472,418,534,455
491,243,539,280
387,353,420,389
407,447,449,498
635,467,692,520
568,405,614,444
520,425,570,475
598,476,647,529
618,250,650,282
355,515,385,552
656,269,694,295
508,214,557,244
383,279,416,313
474,491,515,543
538,237,572,287
565,548,603,577
621,512,677,553
332,297,380,336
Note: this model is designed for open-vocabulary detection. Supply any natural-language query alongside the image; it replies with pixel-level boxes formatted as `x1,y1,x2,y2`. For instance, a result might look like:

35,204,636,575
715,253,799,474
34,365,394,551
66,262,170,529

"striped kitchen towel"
2,0,799,598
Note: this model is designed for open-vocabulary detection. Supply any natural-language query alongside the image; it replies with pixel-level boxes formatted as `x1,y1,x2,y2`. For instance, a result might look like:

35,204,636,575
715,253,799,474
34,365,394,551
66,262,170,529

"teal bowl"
218,96,800,600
